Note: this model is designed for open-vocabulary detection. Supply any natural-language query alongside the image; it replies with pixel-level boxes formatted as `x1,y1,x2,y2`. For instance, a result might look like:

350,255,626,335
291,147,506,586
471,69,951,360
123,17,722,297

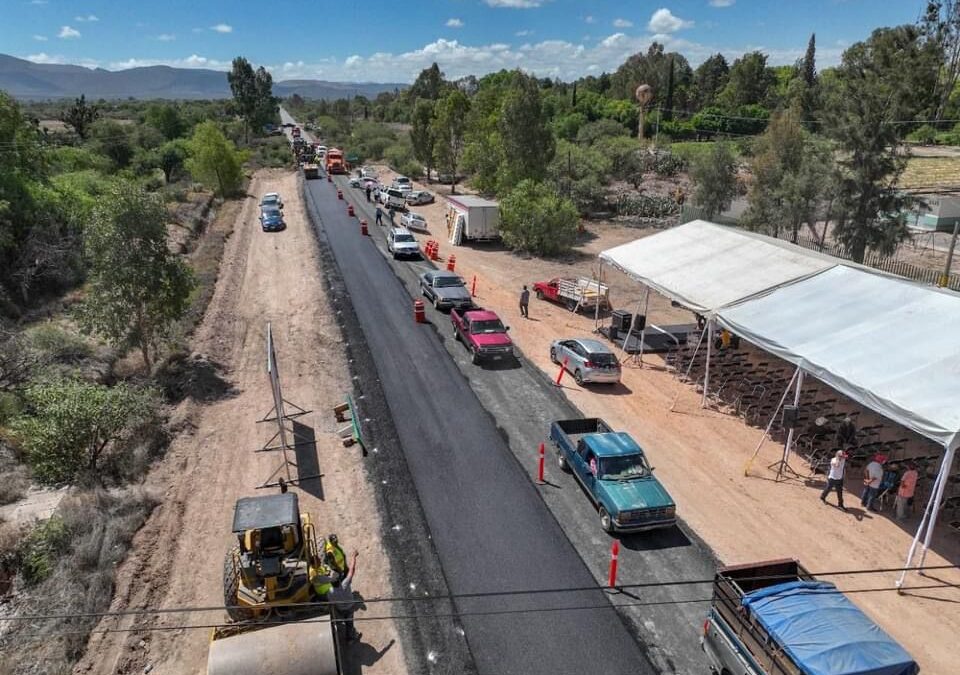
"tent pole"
917,446,955,569
777,370,805,481
670,322,707,412
744,367,800,477
897,458,947,588
637,287,651,366
594,259,603,332
701,318,714,407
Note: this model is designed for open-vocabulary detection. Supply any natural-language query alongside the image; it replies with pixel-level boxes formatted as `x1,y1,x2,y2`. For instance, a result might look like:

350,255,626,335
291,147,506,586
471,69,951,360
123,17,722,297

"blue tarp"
741,581,918,675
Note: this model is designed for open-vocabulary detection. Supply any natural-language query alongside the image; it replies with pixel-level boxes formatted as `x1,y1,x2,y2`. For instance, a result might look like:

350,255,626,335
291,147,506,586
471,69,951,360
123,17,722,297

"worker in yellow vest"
324,534,348,578
312,562,336,600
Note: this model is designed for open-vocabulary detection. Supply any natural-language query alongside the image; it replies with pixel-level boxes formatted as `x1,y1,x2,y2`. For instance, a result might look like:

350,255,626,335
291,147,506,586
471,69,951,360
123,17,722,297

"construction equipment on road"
207,492,342,675
303,163,320,180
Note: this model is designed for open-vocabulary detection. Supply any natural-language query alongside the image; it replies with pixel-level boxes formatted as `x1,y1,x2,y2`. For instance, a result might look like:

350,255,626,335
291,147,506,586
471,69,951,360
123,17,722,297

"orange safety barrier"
414,299,426,323
446,254,457,272
337,189,343,200
360,219,368,236
347,203,355,217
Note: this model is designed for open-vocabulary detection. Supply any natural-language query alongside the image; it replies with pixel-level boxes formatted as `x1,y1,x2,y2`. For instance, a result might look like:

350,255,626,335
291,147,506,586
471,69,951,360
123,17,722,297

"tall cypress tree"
802,34,817,88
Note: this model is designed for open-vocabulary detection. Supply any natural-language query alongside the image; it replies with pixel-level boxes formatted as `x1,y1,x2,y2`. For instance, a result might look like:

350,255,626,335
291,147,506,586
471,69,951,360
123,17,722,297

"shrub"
499,180,580,256
907,124,937,145
18,516,69,585
25,323,92,363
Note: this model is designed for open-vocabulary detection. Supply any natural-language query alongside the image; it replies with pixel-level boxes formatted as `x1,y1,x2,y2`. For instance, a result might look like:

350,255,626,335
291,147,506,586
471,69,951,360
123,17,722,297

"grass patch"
668,141,743,165
0,489,158,675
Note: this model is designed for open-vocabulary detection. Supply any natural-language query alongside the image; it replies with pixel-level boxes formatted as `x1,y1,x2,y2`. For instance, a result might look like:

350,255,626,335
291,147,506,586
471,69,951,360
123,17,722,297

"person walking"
519,285,530,318
328,550,362,642
375,205,383,226
895,462,919,521
820,450,846,509
861,454,884,512
365,185,372,202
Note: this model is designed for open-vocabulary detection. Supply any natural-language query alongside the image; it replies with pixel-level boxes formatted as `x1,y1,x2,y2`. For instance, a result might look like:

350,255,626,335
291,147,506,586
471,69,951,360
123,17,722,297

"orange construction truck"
326,148,346,174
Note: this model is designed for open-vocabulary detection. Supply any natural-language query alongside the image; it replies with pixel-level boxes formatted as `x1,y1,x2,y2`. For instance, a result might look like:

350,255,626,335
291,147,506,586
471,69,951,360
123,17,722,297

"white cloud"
484,0,543,7
74,14,98,22
107,54,231,70
648,8,693,33
613,18,633,28
29,0,47,5
210,23,232,33
709,0,735,6
584,15,595,24
515,30,533,37
446,18,464,28
32,34,47,41
156,34,176,41
58,26,81,39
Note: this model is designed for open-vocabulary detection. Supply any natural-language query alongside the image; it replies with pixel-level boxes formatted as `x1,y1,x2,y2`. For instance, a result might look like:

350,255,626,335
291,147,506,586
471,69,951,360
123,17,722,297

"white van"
392,176,413,194
384,187,407,211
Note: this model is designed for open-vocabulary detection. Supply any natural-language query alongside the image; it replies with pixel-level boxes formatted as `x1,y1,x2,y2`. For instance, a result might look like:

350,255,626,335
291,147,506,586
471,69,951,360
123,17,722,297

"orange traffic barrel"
337,189,343,200
414,299,426,323
447,254,457,272
360,219,368,236
347,203,355,217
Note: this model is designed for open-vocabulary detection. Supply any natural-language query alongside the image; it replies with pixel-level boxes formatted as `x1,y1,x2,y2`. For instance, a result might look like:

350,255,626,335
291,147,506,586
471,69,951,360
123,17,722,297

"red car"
450,308,514,364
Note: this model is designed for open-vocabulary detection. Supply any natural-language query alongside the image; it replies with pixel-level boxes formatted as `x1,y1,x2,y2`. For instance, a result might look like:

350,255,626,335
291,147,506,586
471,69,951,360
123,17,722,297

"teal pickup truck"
550,418,676,533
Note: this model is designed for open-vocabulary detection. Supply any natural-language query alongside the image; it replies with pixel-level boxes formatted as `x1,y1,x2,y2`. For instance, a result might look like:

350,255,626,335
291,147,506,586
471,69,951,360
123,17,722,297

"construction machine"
207,492,341,675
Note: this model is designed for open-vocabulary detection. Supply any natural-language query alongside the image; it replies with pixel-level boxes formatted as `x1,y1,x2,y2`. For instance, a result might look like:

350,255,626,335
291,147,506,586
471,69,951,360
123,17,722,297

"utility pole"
940,219,960,287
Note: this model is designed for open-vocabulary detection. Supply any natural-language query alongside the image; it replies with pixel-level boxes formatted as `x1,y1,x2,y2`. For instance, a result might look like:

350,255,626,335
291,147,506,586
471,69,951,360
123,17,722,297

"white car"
406,190,435,206
387,227,421,259
400,211,428,232
361,166,378,179
392,176,413,194
260,192,283,210
383,187,407,211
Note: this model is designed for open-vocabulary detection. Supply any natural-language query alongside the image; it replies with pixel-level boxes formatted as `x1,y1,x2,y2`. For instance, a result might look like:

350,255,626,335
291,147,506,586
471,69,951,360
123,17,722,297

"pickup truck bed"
549,418,614,446
703,559,918,675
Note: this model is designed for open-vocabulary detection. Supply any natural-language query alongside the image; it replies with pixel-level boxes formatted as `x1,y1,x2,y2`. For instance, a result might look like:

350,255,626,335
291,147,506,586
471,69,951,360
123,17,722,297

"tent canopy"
717,266,960,451
599,220,837,313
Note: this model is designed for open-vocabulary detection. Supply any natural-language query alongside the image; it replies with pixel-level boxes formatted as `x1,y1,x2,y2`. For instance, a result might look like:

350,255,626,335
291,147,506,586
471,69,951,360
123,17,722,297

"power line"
2,564,956,624
2,581,956,647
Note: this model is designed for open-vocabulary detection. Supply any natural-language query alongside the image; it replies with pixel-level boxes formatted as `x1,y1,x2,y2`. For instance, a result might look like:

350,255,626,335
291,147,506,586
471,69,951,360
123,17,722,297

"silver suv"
387,227,420,259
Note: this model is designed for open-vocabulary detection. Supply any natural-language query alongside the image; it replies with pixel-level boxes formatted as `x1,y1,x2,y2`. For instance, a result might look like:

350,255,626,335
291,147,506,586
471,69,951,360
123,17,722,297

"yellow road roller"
207,492,341,675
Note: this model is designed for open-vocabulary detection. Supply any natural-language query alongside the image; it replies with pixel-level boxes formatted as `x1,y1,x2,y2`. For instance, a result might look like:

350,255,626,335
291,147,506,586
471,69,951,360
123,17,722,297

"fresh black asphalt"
303,175,656,675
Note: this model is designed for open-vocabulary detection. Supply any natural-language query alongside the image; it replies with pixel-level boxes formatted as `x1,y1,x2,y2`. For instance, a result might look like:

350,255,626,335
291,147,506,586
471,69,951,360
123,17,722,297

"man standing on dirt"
520,285,530,318
820,450,846,509
375,205,383,226
895,462,919,521
365,184,372,202
861,454,884,512
329,550,362,643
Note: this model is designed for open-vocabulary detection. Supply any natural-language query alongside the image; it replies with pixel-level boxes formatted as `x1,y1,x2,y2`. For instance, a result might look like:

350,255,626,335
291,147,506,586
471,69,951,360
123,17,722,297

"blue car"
259,208,286,232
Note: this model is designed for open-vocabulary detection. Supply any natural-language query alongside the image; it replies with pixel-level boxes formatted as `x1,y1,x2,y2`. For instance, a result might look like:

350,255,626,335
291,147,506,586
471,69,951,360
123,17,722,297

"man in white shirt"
861,454,884,512
820,450,846,509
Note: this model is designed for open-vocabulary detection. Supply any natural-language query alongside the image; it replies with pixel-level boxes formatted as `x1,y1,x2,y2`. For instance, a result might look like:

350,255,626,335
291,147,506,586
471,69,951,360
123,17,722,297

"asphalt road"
285,108,718,674
295,159,654,674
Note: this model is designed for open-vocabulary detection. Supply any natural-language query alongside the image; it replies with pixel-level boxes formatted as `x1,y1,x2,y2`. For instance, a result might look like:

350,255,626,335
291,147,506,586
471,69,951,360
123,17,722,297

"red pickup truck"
450,308,514,364
533,277,611,312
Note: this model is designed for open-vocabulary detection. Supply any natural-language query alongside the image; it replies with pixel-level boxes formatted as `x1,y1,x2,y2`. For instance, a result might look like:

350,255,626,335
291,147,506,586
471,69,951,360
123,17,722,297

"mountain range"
0,54,404,100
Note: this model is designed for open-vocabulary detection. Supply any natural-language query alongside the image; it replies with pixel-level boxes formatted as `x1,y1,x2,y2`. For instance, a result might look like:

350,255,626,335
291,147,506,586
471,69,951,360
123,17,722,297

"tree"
410,100,436,183
145,103,185,140
499,180,579,255
78,183,195,371
408,63,446,101
719,52,776,108
548,139,612,214
186,121,246,196
825,25,941,261
227,56,278,143
497,71,555,192
60,94,99,140
802,34,817,89
690,142,738,219
664,56,676,121
431,89,470,194
90,119,134,168
693,55,730,109
742,109,831,242
921,1,960,121
157,140,188,183
11,379,157,485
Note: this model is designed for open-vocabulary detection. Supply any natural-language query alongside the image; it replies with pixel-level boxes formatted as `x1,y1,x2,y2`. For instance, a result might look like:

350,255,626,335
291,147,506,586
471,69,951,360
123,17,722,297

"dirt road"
74,169,407,675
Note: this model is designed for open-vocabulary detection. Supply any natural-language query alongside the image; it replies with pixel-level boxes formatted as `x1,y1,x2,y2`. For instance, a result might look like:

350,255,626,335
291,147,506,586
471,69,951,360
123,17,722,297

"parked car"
259,208,286,232
406,190,435,205
550,338,621,385
534,277,610,313
451,308,514,364
399,212,428,232
419,270,473,311
550,418,676,533
260,192,283,210
383,187,407,211
361,166,378,179
348,176,362,188
387,227,420,259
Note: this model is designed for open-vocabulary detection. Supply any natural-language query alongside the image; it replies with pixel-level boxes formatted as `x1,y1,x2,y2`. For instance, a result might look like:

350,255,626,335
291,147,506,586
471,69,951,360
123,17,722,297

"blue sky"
5,0,924,82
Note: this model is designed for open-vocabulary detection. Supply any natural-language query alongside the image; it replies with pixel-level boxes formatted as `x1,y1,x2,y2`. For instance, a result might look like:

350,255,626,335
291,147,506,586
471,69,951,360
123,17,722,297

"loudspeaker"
608,325,619,341
611,310,632,333
782,405,799,429
635,314,646,331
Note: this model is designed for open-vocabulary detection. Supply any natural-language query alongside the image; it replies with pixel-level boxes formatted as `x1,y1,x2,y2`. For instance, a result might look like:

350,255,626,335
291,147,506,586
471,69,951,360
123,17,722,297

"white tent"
598,220,837,312
717,265,960,452
715,265,960,585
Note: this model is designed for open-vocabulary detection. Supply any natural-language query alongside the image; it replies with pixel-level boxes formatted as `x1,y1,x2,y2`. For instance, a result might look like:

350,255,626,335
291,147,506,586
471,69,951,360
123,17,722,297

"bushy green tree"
549,140,612,214
60,94,99,140
144,103,185,140
690,142,738,219
432,89,470,193
157,139,189,183
11,379,158,485
497,71,555,192
89,119,134,169
499,180,579,255
77,183,195,370
228,56,279,143
719,52,776,108
410,99,436,181
186,121,246,196
693,54,730,108
825,25,941,261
